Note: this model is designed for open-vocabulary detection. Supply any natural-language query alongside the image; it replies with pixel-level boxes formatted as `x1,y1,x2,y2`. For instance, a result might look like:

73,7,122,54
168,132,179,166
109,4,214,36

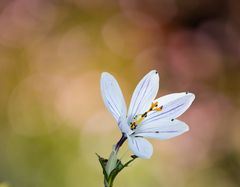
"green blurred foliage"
0,0,240,187
0,183,9,187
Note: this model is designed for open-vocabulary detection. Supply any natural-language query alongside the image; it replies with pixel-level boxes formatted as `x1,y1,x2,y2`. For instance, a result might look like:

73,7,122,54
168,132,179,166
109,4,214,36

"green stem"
104,179,111,187
101,135,129,187
105,149,118,176
105,135,127,176
104,156,137,187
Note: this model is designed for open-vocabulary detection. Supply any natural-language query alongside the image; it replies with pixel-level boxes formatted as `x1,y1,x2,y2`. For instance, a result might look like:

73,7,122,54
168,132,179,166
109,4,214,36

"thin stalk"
104,179,110,187
104,134,127,187
115,134,127,152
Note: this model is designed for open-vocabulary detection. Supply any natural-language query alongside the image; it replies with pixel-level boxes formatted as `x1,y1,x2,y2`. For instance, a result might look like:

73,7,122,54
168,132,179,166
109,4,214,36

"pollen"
130,101,163,130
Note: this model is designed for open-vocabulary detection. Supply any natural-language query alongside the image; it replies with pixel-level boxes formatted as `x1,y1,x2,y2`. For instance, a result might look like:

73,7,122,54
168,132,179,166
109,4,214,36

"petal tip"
127,137,153,159
141,155,152,159
185,92,195,98
150,70,160,82
178,121,190,132
190,93,196,103
101,72,116,83
185,92,196,103
185,124,190,132
150,70,159,76
137,150,153,159
101,72,110,78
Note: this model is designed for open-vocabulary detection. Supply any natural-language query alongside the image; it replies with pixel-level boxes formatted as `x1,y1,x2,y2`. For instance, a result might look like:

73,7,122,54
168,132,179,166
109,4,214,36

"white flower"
100,70,195,159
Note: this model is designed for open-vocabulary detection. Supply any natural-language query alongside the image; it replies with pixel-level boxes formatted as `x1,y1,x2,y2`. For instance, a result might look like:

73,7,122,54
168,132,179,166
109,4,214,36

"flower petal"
143,92,195,124
127,70,159,123
100,72,127,122
118,116,132,134
134,119,189,140
127,135,153,159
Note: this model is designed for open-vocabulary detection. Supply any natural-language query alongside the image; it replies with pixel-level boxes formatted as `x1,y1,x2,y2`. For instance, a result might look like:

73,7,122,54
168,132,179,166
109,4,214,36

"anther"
130,101,163,130
154,105,163,111
141,112,147,118
131,155,138,159
152,101,158,107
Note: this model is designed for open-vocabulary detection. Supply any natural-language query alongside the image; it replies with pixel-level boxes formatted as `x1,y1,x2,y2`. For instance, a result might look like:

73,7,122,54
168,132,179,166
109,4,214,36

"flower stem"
105,149,117,175
103,135,128,187
104,179,111,187
105,134,127,176
115,134,127,152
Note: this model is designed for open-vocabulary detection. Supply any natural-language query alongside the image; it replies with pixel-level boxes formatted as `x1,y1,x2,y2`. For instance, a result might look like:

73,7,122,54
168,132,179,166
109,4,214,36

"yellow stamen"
154,107,162,111
130,102,163,130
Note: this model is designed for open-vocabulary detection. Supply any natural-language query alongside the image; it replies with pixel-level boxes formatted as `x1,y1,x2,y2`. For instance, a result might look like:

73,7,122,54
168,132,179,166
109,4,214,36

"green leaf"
96,153,109,180
107,156,137,186
97,153,137,187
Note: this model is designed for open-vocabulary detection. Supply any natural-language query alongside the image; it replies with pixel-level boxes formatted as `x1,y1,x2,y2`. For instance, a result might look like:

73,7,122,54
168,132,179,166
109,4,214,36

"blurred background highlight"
0,0,240,187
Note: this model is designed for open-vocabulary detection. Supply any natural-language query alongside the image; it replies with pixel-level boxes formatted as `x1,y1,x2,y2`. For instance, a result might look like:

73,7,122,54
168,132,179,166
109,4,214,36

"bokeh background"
0,0,240,187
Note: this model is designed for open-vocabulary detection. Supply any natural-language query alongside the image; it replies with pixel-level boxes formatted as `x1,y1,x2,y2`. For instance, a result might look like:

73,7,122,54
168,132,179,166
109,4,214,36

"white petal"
118,116,132,134
127,135,153,159
127,70,159,123
100,72,127,122
143,92,195,124
155,92,191,105
134,119,189,140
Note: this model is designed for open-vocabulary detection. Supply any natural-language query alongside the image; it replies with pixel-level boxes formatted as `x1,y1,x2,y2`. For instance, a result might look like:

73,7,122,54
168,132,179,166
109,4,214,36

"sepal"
96,153,109,181
96,153,137,187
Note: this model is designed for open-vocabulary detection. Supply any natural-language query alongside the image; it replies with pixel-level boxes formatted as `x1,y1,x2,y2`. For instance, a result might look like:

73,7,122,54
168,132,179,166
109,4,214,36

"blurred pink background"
0,0,240,187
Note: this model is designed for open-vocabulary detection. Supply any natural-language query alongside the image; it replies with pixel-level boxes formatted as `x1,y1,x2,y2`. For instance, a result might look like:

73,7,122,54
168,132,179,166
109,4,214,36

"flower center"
130,102,163,130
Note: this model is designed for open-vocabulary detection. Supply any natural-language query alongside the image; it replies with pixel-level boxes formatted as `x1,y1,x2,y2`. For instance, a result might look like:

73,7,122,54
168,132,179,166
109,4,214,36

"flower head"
100,70,195,159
